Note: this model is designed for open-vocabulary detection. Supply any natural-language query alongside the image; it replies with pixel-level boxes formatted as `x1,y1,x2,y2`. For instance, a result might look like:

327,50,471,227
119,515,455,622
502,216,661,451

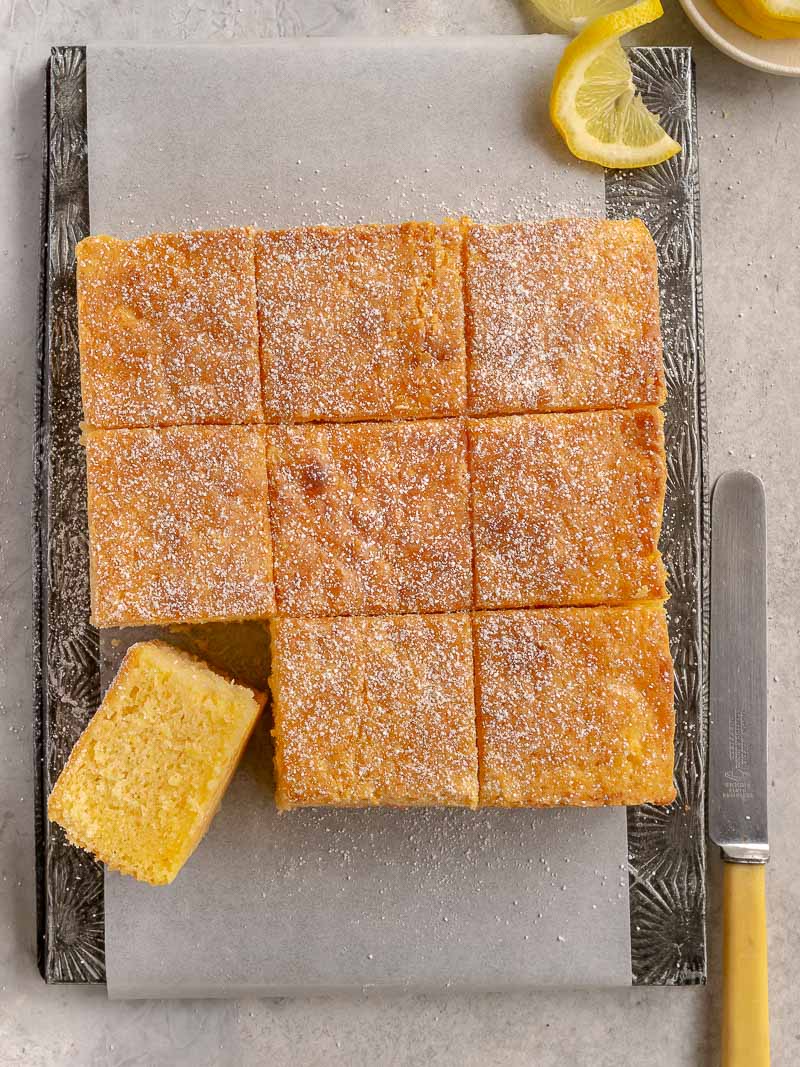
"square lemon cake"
468,409,667,609
465,218,665,416
255,221,467,422
474,604,675,807
47,640,265,884
266,419,473,616
76,228,263,428
270,614,478,808
84,426,275,628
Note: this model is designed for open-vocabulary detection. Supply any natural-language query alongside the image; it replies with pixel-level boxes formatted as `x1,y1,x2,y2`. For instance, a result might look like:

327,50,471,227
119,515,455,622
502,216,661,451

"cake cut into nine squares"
76,228,263,428
255,221,467,422
468,408,667,610
266,419,473,616
270,614,478,809
465,218,665,416
47,640,265,885
474,604,675,807
84,425,274,628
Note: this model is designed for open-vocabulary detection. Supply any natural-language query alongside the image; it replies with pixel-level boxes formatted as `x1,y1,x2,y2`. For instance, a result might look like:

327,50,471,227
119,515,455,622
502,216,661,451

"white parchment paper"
87,37,631,997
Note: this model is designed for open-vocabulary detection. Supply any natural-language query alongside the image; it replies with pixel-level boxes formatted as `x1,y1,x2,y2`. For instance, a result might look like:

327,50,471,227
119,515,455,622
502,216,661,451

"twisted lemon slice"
717,0,800,37
741,0,800,25
526,0,632,32
549,0,681,169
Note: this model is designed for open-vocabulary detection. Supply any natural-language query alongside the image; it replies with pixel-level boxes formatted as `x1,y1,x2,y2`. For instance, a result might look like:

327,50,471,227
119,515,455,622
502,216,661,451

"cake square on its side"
468,409,667,610
47,641,265,885
474,604,675,807
76,228,263,428
271,614,478,809
255,221,467,422
266,419,473,616
465,218,665,416
84,425,275,628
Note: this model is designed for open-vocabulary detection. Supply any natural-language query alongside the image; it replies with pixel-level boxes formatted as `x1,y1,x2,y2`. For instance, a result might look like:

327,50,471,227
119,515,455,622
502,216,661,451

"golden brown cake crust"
270,614,478,808
255,221,467,422
465,218,665,416
266,419,473,616
84,426,275,627
475,604,676,807
76,228,263,428
468,408,667,609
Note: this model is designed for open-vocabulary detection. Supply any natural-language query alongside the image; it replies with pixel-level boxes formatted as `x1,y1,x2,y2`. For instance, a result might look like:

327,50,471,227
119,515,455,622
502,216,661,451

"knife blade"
709,470,770,1066
709,469,768,863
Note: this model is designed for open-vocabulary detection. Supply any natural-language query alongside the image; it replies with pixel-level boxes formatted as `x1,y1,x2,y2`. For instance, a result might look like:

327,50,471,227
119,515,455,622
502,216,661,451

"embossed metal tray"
33,44,708,986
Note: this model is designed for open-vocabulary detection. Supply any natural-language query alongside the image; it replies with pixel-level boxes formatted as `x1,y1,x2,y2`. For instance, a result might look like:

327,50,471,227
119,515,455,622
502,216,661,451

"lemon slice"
526,0,632,33
716,0,800,35
741,0,800,20
549,0,681,169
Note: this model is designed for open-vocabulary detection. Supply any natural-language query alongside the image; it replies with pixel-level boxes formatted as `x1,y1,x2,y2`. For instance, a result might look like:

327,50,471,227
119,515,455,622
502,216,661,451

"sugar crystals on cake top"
465,218,665,416
84,425,275,628
266,418,473,616
468,408,668,609
77,228,263,428
474,604,675,807
271,613,478,809
255,221,467,422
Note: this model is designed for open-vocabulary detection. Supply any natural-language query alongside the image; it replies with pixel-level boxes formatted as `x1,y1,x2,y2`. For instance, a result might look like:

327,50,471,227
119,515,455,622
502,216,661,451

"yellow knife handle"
722,861,770,1067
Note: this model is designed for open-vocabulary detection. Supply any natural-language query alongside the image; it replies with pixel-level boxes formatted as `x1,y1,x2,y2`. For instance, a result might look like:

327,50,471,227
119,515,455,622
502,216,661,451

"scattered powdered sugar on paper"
118,169,603,234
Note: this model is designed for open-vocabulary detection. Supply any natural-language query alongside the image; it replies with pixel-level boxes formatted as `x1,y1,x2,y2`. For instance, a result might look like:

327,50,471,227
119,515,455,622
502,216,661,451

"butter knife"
709,470,769,1067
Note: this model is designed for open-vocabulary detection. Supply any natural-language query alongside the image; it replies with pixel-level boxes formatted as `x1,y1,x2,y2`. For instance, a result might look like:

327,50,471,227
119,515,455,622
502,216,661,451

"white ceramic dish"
678,0,800,75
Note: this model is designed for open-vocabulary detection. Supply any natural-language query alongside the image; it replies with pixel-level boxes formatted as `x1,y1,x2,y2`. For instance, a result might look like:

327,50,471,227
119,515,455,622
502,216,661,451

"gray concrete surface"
1,1,798,1064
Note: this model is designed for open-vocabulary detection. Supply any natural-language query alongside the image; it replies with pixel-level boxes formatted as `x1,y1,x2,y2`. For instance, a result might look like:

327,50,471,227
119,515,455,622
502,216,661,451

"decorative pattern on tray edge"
606,47,708,985
37,46,105,983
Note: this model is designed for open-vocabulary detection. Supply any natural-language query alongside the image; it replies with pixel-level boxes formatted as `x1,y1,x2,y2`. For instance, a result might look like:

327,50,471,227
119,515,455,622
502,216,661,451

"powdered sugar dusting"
76,217,672,812
84,426,274,627
468,409,667,610
266,419,473,616
271,613,478,808
76,228,263,428
474,605,675,807
465,219,665,416
255,222,466,422
149,176,602,234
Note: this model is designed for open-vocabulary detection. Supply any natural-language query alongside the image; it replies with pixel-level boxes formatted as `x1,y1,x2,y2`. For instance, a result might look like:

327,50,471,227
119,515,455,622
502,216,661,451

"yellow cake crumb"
47,641,265,885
